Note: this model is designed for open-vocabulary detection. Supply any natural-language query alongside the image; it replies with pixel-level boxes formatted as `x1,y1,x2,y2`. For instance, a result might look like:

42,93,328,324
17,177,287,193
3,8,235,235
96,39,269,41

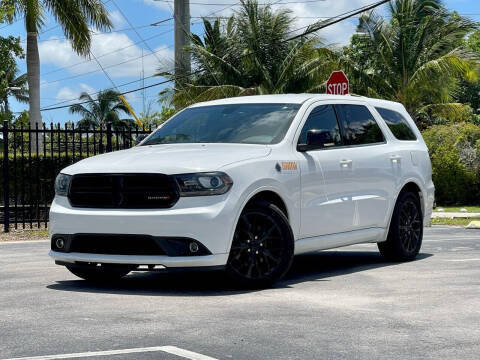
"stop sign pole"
326,70,349,95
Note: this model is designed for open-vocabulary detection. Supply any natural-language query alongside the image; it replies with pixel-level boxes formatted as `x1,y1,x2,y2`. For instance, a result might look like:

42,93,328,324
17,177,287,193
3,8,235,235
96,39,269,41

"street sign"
326,71,349,95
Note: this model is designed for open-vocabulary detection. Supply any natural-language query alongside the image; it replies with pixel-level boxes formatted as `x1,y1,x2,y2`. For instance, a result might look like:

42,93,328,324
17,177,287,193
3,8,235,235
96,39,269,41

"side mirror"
297,130,334,152
135,134,148,145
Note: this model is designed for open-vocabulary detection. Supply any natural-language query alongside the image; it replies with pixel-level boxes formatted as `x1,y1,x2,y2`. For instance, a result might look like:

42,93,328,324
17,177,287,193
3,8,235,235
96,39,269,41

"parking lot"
1,226,479,360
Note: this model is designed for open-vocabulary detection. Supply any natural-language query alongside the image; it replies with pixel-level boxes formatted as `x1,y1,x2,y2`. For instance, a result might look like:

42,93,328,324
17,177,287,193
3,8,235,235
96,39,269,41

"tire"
378,191,423,261
226,201,294,288
66,264,131,282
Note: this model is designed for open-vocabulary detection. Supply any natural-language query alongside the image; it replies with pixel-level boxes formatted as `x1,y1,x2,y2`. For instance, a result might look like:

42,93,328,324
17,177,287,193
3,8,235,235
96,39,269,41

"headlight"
54,173,72,196
174,172,233,197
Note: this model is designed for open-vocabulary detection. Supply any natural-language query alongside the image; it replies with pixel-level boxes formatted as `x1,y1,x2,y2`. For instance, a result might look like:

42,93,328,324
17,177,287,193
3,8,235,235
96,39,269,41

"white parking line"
1,346,218,360
443,258,480,262
0,240,49,245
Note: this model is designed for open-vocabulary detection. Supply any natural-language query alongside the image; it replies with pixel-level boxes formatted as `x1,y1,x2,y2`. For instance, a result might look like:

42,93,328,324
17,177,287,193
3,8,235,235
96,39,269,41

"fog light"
55,238,65,250
189,242,199,253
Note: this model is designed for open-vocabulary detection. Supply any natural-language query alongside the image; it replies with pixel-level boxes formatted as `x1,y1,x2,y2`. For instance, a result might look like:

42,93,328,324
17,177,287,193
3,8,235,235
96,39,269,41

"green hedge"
422,122,480,205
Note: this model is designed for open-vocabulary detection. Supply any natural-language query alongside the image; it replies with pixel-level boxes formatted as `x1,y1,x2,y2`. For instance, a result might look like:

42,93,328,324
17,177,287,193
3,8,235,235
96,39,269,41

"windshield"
141,103,301,145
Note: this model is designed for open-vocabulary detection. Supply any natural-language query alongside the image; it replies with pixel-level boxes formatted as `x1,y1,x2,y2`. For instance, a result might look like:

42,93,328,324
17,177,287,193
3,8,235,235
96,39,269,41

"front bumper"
49,193,240,268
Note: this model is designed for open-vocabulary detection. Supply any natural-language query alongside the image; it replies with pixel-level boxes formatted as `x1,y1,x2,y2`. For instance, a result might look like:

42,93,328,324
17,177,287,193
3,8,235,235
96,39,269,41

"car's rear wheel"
66,265,132,282
378,191,423,261
226,201,294,288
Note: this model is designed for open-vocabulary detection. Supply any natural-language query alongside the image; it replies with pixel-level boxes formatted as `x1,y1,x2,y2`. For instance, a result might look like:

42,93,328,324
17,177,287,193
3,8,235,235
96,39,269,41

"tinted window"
142,103,300,145
335,104,384,145
298,105,342,147
375,107,417,141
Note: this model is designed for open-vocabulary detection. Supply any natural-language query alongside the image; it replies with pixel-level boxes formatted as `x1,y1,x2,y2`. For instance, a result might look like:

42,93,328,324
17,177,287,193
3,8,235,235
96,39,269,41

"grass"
0,229,49,242
431,217,480,226
434,206,480,213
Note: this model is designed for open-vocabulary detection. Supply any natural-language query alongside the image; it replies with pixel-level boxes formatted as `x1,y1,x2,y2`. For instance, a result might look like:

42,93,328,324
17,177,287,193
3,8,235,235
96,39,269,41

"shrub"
422,123,480,205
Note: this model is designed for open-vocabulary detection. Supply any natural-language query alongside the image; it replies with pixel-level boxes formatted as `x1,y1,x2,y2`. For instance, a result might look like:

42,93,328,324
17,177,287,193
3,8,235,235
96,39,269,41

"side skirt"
294,227,385,255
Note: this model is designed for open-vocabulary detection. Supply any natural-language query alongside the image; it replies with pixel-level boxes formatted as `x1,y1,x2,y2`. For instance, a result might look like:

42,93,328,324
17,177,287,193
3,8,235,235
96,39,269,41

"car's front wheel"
66,265,132,282
378,191,423,261
226,201,294,288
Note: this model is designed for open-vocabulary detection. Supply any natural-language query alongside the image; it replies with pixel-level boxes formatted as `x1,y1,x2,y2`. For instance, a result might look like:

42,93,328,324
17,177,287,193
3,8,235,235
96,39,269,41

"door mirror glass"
298,130,335,151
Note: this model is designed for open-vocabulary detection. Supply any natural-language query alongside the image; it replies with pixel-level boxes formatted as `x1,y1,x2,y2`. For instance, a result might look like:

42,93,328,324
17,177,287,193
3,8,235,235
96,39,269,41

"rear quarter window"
375,107,417,141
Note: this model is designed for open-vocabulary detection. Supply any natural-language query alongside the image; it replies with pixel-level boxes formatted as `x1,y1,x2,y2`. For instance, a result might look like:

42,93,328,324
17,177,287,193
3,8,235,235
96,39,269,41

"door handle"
340,159,352,168
390,155,402,164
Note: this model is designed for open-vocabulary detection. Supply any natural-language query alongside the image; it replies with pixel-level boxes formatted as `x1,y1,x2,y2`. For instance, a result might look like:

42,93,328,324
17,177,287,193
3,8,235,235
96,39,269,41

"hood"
62,143,271,175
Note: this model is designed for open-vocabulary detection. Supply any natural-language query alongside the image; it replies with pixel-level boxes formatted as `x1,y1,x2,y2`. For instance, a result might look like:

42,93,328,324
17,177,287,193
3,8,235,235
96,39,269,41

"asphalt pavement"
1,226,479,360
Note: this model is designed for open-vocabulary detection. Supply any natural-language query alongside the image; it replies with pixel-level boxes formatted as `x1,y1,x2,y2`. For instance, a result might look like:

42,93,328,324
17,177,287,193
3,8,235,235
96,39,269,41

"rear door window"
335,104,385,145
375,107,417,141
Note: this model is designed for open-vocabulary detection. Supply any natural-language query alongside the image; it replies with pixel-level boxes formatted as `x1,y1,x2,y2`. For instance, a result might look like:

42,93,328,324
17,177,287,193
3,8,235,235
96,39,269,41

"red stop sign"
326,70,349,95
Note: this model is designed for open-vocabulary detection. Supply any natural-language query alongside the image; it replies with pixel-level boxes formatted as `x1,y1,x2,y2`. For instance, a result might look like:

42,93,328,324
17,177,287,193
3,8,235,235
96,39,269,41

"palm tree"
163,0,338,108
11,0,112,134
342,0,478,124
69,89,134,131
0,69,28,114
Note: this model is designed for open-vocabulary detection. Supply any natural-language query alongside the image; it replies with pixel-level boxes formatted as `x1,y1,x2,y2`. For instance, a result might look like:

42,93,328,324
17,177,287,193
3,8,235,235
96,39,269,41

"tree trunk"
4,97,9,115
26,31,43,150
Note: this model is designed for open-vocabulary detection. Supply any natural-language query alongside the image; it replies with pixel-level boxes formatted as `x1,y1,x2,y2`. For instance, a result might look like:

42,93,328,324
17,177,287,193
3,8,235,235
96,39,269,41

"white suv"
50,94,434,287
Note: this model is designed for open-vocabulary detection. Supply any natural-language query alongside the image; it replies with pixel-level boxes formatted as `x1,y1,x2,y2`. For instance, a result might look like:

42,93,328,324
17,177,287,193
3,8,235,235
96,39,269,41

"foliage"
11,0,111,56
0,0,14,23
139,102,176,128
0,36,27,114
10,0,112,129
422,123,480,205
342,0,478,125
163,0,338,108
69,90,135,130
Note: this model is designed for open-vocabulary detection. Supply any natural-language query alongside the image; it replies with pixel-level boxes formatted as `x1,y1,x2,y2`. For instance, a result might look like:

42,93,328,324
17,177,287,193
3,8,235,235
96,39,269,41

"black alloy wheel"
226,201,294,287
378,191,423,261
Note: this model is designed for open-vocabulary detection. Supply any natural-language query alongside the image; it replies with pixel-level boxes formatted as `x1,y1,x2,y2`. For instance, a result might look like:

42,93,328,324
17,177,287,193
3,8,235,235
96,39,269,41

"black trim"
51,233,212,257
55,260,225,273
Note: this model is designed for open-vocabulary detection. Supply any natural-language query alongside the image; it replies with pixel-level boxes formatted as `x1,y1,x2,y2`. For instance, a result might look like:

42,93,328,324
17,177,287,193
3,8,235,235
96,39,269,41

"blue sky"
1,0,479,125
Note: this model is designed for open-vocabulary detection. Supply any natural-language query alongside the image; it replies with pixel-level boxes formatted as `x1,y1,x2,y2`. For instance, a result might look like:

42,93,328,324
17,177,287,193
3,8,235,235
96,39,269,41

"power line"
41,45,173,85
155,0,325,4
40,0,391,112
41,27,175,77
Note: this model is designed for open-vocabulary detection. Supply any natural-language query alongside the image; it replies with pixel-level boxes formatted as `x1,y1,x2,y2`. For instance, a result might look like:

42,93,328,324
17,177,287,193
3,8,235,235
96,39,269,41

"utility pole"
174,0,191,89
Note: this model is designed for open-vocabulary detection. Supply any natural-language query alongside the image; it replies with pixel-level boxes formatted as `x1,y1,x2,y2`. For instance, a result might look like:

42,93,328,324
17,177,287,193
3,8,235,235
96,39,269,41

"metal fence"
1,120,152,232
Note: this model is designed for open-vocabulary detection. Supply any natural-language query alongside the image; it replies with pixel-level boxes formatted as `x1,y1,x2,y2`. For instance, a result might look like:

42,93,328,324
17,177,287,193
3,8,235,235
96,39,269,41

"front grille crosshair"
68,173,180,209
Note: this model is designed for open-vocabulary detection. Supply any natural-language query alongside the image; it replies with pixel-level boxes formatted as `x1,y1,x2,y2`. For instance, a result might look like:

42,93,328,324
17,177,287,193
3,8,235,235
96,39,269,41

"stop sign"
326,71,349,95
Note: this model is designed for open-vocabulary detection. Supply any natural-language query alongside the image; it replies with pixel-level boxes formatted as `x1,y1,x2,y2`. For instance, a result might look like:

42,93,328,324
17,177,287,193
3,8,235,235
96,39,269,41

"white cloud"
39,31,173,81
109,10,127,28
143,0,387,46
56,83,96,101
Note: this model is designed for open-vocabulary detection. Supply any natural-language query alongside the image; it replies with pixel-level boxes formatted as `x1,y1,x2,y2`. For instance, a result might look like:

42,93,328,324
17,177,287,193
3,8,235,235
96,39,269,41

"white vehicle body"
50,94,434,273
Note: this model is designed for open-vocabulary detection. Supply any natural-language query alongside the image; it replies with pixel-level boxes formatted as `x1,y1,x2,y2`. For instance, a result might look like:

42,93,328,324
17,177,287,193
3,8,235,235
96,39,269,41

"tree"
138,101,176,128
342,0,478,125
69,90,135,131
0,36,27,115
163,0,338,108
10,0,112,135
456,30,480,115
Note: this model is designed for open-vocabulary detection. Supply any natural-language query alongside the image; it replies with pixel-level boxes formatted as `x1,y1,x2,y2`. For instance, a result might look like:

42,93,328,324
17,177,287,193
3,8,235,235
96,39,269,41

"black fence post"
2,120,10,233
106,123,112,153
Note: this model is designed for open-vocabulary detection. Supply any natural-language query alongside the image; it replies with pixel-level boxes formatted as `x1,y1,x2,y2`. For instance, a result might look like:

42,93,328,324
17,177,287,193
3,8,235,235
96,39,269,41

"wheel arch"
226,187,293,254
244,190,289,219
382,179,426,242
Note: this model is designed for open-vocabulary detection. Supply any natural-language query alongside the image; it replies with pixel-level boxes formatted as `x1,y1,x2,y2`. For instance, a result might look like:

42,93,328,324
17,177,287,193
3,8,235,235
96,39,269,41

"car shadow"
46,250,433,297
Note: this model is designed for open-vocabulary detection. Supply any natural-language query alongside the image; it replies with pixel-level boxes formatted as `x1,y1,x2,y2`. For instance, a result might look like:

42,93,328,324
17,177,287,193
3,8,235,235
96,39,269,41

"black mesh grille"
70,234,166,255
68,173,179,208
